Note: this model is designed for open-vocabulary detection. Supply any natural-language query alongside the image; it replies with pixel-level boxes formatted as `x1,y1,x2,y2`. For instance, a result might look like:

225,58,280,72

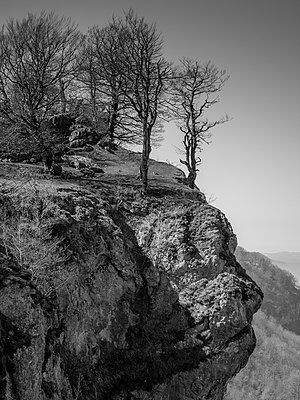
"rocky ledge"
0,153,262,400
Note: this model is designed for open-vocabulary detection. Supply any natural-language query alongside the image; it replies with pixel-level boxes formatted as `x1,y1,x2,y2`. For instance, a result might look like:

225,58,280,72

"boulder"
69,138,86,148
62,155,104,173
69,126,93,141
69,124,98,148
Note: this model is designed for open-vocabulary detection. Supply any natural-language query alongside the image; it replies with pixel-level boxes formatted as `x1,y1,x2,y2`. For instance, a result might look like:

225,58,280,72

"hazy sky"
1,0,299,253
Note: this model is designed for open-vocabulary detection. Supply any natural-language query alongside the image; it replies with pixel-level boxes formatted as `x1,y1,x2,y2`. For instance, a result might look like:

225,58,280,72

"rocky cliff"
0,147,263,400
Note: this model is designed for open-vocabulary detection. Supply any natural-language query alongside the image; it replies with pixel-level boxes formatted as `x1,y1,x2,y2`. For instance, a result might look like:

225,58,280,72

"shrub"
0,179,70,296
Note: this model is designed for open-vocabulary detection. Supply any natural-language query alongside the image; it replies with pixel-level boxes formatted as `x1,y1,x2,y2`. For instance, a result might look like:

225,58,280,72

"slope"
264,251,300,284
225,247,300,400
235,246,300,334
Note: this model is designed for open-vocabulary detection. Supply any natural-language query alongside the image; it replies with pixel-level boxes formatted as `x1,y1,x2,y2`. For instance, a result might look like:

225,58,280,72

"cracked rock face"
132,203,262,399
0,187,262,400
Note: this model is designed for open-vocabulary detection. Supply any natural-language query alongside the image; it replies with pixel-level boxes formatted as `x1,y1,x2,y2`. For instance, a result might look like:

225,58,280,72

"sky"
1,0,299,254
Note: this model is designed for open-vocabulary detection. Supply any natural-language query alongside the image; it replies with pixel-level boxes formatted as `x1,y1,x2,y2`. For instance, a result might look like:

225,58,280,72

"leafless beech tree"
114,10,172,194
0,12,81,156
78,21,142,144
172,59,229,189
78,24,141,144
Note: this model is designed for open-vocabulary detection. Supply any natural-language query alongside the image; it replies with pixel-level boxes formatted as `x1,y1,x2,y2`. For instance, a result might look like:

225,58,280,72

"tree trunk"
140,156,148,195
186,143,197,189
43,151,53,171
186,170,197,189
59,78,67,114
181,140,197,189
90,81,98,131
140,125,151,195
107,100,118,148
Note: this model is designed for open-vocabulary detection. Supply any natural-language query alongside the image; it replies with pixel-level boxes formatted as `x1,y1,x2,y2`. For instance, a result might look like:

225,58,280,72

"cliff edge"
0,146,263,400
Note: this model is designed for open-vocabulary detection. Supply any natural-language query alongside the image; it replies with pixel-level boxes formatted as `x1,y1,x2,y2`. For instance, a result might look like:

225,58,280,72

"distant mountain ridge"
226,247,300,400
235,247,300,334
264,251,300,283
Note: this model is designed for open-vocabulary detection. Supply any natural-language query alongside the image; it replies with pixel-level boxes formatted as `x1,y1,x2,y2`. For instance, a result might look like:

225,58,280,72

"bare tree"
77,24,141,144
76,35,102,131
172,59,229,189
114,10,172,194
0,11,81,163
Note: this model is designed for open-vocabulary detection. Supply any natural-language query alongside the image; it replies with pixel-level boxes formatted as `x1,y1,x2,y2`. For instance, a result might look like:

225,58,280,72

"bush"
0,179,70,296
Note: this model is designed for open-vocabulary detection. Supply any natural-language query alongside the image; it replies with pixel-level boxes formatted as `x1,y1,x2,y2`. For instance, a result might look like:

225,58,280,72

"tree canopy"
0,11,80,133
0,9,229,192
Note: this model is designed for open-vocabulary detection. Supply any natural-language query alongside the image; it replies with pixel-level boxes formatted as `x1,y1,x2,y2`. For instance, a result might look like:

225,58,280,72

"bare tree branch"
171,58,230,188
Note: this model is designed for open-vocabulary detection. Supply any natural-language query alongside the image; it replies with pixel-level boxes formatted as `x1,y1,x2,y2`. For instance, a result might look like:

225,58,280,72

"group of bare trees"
0,12,80,138
0,9,229,193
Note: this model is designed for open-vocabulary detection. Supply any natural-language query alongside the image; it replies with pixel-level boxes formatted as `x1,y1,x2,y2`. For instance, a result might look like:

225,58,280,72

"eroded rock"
0,185,262,400
69,123,99,148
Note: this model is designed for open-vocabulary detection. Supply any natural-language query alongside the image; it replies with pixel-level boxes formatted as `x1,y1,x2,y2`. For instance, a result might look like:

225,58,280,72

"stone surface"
62,155,104,173
0,171,262,399
69,124,99,148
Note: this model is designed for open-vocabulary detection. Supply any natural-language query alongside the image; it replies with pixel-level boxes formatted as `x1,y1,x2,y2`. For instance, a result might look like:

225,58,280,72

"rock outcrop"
62,154,104,173
0,156,263,400
68,117,99,149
